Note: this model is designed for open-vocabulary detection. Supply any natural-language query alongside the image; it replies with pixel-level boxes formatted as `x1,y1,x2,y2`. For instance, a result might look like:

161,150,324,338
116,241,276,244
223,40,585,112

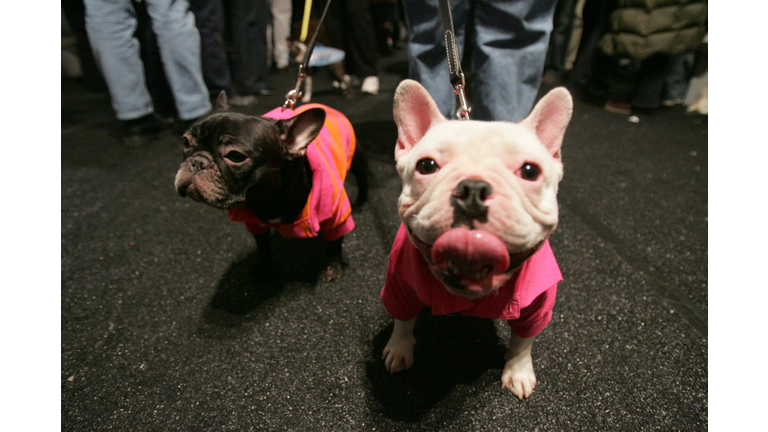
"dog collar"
404,223,435,265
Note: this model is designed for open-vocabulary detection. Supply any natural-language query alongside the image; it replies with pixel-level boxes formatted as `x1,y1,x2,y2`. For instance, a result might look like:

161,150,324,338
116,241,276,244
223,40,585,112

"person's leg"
630,54,672,110
190,0,232,102
62,0,108,91
472,0,557,122
83,0,154,120
227,0,271,97
567,0,613,92
662,51,693,105
270,0,292,69
403,0,470,119
144,0,211,121
343,0,379,78
546,0,577,75
134,0,177,118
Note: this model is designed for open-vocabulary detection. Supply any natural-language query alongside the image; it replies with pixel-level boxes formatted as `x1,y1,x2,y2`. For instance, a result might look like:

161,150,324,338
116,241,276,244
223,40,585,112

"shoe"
275,55,289,70
332,75,354,100
121,113,172,147
345,74,361,87
176,111,212,134
661,98,684,107
541,70,567,86
332,75,350,89
604,101,632,115
229,95,258,107
361,76,379,95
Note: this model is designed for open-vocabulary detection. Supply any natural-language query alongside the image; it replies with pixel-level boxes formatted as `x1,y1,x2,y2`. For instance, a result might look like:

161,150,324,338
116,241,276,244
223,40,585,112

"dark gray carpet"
61,48,707,430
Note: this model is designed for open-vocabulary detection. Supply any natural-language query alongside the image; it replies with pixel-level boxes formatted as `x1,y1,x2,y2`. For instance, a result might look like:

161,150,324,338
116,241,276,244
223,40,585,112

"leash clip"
440,0,471,121
453,73,471,120
283,65,307,110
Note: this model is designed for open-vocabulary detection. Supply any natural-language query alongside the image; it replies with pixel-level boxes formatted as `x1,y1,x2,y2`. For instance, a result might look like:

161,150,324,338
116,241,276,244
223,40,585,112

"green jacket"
600,0,707,60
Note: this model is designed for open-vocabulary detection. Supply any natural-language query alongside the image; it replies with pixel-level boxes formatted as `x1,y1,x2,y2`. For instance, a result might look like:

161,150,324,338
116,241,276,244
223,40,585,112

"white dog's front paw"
501,353,537,400
382,334,416,374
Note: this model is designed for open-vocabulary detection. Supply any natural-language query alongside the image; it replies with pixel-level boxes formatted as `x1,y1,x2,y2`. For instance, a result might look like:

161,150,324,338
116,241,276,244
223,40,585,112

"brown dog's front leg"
320,236,345,282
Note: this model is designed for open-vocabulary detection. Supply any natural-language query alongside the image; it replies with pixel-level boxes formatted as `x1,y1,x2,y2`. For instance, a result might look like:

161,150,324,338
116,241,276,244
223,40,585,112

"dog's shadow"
199,234,329,334
366,312,508,423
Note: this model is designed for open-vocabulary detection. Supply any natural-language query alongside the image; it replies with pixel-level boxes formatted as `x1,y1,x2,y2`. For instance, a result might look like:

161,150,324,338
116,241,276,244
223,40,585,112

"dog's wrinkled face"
174,93,325,209
174,112,282,209
393,80,573,300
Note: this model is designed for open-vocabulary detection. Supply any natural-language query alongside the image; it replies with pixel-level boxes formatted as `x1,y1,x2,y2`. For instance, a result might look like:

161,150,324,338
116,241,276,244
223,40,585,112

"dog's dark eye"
518,163,541,181
224,150,247,163
416,158,439,175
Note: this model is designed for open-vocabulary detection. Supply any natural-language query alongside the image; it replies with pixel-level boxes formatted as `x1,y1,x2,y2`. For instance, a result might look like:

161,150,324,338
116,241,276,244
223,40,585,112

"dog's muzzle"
405,224,543,294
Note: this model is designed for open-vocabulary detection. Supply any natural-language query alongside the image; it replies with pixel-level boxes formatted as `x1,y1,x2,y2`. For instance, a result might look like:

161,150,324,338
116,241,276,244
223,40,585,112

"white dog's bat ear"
275,108,326,159
393,80,446,160
521,87,573,161
216,91,231,111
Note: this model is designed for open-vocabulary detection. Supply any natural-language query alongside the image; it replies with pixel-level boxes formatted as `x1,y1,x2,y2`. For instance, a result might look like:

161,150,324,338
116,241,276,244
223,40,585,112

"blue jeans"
404,0,556,122
84,0,211,121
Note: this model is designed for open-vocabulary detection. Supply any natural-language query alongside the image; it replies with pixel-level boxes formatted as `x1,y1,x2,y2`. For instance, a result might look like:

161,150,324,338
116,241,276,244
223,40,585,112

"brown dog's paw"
319,262,344,282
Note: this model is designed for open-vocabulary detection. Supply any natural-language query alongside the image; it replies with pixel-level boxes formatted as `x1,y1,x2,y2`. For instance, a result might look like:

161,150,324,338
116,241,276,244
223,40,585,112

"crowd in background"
546,0,707,116
61,0,707,143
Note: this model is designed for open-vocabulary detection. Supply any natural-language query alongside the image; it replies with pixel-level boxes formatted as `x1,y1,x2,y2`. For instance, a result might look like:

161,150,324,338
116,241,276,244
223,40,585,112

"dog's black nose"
453,179,492,206
451,179,492,225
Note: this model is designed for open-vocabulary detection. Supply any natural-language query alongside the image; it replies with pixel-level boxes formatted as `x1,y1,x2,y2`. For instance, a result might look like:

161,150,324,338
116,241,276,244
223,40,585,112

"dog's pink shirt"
381,223,562,338
227,104,356,241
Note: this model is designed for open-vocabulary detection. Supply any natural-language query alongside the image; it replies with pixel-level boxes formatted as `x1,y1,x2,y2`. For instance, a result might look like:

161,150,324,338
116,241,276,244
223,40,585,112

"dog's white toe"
501,354,537,400
382,335,416,374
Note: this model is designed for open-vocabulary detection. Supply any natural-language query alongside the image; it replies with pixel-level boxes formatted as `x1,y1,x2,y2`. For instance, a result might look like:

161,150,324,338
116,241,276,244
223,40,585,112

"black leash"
283,0,333,110
437,0,471,120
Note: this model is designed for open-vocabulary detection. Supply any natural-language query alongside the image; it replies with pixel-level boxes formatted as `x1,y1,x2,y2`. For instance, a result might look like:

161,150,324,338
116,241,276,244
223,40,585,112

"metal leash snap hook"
283,65,307,110
453,74,471,120
455,87,472,120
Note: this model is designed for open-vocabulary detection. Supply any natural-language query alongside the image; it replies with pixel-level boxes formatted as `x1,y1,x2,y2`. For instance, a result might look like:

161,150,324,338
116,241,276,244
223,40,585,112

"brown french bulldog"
174,93,367,281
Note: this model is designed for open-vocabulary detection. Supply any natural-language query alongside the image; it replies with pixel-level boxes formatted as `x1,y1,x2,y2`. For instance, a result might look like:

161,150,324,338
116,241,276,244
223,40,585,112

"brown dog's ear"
216,91,231,111
275,108,326,158
520,87,573,161
393,80,446,161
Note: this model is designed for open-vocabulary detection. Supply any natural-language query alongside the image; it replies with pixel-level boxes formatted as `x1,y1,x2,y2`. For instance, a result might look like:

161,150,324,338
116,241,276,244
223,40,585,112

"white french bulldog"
381,79,573,400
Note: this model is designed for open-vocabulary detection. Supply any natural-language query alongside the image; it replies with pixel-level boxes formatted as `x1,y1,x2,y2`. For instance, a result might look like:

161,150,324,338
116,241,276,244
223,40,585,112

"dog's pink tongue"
431,229,510,288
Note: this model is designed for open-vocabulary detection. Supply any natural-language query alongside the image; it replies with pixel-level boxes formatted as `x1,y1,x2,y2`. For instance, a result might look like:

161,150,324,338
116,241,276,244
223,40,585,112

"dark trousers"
546,0,577,73
226,0,270,95
630,54,672,109
568,0,614,90
62,0,107,92
190,0,232,101
324,0,378,78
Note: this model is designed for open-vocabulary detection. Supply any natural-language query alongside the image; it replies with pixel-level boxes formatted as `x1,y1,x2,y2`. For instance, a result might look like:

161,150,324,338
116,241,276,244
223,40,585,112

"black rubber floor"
61,48,707,430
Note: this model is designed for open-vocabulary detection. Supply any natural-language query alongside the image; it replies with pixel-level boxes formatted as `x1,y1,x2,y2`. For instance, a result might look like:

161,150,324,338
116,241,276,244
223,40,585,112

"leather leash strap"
283,0,333,110
437,0,471,120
